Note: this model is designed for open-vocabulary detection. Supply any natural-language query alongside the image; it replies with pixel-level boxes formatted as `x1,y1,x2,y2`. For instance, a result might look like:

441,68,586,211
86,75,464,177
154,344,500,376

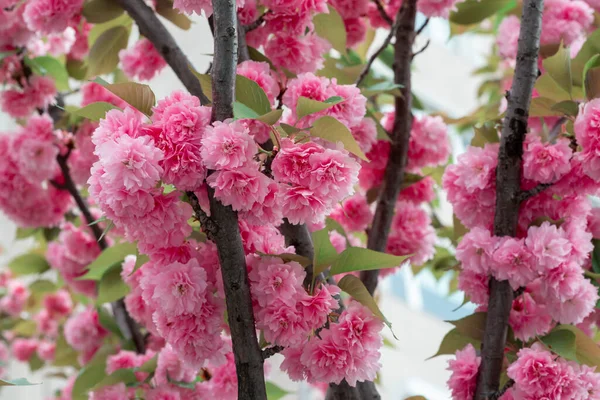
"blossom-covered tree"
2,0,600,398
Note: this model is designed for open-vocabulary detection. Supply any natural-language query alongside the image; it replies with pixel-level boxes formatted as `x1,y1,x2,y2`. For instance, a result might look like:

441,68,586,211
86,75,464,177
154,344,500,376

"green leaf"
280,123,303,135
337,274,394,331
66,59,88,80
450,0,513,25
573,30,600,86
542,44,572,98
534,73,571,102
429,328,481,359
313,5,347,54
257,252,311,267
236,75,272,115
97,306,125,339
132,252,149,275
82,0,124,23
310,116,368,161
248,47,276,70
551,100,579,117
233,101,259,119
189,68,212,103
256,109,283,125
15,227,39,240
296,96,342,120
88,13,132,47
92,80,156,116
73,102,120,121
453,214,468,242
156,0,192,29
8,253,50,276
539,329,578,362
73,363,107,400
53,334,79,368
79,242,137,281
360,81,403,97
447,312,487,341
584,54,600,100
405,397,427,400
529,97,564,117
12,320,37,337
97,263,130,304
0,378,40,386
552,325,600,368
137,355,158,373
29,279,57,294
266,381,290,400
471,123,499,147
91,369,137,390
28,56,70,91
330,248,410,275
87,26,130,77
28,354,44,372
312,228,339,277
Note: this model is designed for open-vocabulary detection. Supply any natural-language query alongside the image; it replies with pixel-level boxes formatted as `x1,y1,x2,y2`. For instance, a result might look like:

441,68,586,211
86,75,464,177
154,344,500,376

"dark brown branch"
237,20,250,63
208,1,266,399
261,345,284,360
355,6,404,87
548,116,567,142
279,220,315,288
186,191,218,241
360,0,418,296
243,11,268,32
475,0,544,398
411,39,430,59
372,0,393,26
493,379,515,400
55,153,146,354
517,182,552,203
416,18,429,35
115,0,210,105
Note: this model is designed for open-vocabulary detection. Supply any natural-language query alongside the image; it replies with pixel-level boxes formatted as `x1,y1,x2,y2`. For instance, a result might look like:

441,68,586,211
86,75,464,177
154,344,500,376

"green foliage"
73,102,120,121
539,329,578,362
82,0,124,24
311,228,339,277
544,325,600,368
8,253,50,276
542,44,572,98
470,122,499,147
97,306,125,339
92,79,156,116
236,75,272,115
97,263,131,304
583,54,600,100
25,56,70,91
450,0,515,25
266,381,290,400
337,275,394,332
0,378,40,386
296,96,343,120
79,242,137,280
313,6,347,54
430,328,481,358
87,26,130,77
310,116,368,160
189,69,213,103
448,312,487,341
156,0,192,29
329,248,410,276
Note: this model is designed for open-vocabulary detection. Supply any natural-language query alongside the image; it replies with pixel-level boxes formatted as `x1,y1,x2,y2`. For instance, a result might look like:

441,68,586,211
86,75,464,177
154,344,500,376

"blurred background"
0,11,492,400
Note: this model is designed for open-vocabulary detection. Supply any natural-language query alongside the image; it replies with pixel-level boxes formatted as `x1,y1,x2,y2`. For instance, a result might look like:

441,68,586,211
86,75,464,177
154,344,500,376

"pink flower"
497,16,521,61
248,256,305,307
350,119,377,155
151,258,208,316
240,181,284,226
457,269,490,305
89,383,129,400
387,200,436,266
281,346,309,381
207,166,271,212
64,307,108,352
201,121,258,170
299,284,340,330
258,298,309,347
491,237,537,289
92,107,143,148
282,73,330,118
173,0,212,15
155,344,199,385
447,344,480,400
407,115,451,171
0,281,29,316
37,340,56,362
399,176,436,204
265,33,330,74
325,81,367,128
35,309,59,337
81,82,128,109
308,148,360,201
507,343,561,397
509,293,553,341
336,302,383,352
200,352,238,400
119,38,167,81
547,278,598,325
300,331,352,385
43,290,73,317
237,61,279,105
106,350,140,374
344,17,367,48
329,0,369,18
456,227,496,275
280,185,328,225
12,338,38,362
540,0,593,46
272,138,324,186
525,222,573,272
523,135,572,184
417,0,460,18
1,76,56,118
330,194,373,232
23,0,83,35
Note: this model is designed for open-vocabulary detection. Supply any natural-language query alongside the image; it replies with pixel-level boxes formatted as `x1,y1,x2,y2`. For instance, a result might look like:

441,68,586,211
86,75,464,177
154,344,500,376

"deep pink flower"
119,38,167,81
523,135,572,184
248,256,305,307
207,166,271,212
12,338,38,362
525,222,573,272
201,121,258,170
447,344,480,400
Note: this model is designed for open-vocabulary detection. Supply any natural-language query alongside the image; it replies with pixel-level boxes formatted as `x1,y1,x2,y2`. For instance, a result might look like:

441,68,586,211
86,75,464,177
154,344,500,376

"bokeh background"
0,12,493,399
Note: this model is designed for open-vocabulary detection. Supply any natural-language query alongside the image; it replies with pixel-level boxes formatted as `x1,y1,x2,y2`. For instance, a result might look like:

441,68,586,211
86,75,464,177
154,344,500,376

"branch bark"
55,153,146,354
360,0,418,295
474,0,544,398
207,1,266,398
116,0,210,105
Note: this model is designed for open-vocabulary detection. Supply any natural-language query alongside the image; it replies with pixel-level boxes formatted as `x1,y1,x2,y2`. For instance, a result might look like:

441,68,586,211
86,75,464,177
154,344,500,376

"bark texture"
475,0,544,398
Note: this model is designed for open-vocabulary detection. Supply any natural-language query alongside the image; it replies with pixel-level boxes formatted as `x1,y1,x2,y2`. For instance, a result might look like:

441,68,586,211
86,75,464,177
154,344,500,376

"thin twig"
416,18,430,35
261,345,284,360
355,6,404,87
244,11,269,32
548,116,567,142
517,182,553,203
372,0,393,26
492,379,515,400
411,39,430,59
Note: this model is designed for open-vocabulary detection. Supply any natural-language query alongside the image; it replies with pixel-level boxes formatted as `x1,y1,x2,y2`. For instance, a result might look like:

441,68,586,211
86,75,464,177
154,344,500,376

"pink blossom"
344,17,367,48
68,19,91,61
547,278,598,325
12,339,38,362
258,298,309,346
173,0,212,15
458,268,490,305
155,345,199,385
417,0,460,18
336,302,383,352
447,344,480,400
265,33,330,74
540,0,593,46
43,290,73,317
69,122,99,185
330,194,373,232
201,121,258,170
23,0,83,35
151,258,208,316
37,340,56,362
281,346,309,381
119,38,167,81
387,201,436,266
106,350,139,374
299,284,340,330
540,261,585,303
525,222,573,272
240,181,284,226
0,281,29,316
329,0,369,18
1,76,56,118
497,16,521,61
507,343,563,397
272,138,324,186
35,309,59,337
92,107,143,148
509,293,553,341
523,135,572,184
248,256,305,307
64,307,108,352
456,227,497,275
199,352,238,400
350,119,377,155
81,82,128,109
325,82,367,128
264,10,313,36
207,166,271,212
491,237,537,289
280,185,329,225
308,147,360,201
237,61,279,105
282,73,330,118
406,115,451,171
399,176,436,204
89,383,129,400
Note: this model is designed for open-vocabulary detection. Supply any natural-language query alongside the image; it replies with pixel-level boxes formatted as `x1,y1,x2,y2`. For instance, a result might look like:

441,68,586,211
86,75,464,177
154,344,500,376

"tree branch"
355,6,404,87
115,0,210,105
279,220,316,288
411,39,430,59
360,0,418,296
372,0,393,26
517,182,552,203
237,20,250,63
475,0,544,398
55,153,146,354
261,345,284,360
243,11,268,32
416,18,429,35
208,1,266,398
